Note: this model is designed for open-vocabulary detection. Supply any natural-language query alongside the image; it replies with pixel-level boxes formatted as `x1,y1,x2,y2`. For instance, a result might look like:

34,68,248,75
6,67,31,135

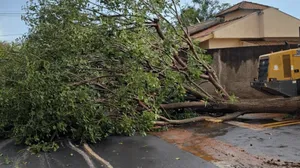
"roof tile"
191,17,243,39
187,18,223,35
216,1,270,16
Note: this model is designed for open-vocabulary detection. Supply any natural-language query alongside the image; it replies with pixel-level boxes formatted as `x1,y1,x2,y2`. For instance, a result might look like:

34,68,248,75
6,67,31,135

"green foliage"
114,112,155,136
0,0,214,151
229,94,238,103
30,142,60,153
0,42,11,58
181,0,231,26
4,156,11,165
171,109,199,120
0,45,111,150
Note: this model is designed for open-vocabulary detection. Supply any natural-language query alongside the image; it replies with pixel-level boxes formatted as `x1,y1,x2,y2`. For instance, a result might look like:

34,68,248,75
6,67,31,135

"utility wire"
0,13,24,17
0,13,35,17
0,13,25,15
0,34,24,37
0,15,23,17
0,12,36,14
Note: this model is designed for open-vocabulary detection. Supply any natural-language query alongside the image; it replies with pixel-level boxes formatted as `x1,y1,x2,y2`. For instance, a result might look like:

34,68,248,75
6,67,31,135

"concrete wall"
214,12,261,39
262,8,300,38
197,8,300,49
224,10,254,21
204,45,299,99
217,8,300,39
199,40,209,49
208,38,241,49
259,10,265,37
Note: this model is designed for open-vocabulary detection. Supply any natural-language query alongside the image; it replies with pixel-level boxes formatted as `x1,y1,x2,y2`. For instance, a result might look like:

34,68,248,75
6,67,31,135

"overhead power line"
0,12,25,14
0,12,35,17
0,13,24,17
0,34,24,37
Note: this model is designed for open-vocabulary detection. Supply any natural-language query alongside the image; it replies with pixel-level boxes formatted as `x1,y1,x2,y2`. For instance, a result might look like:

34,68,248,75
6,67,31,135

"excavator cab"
251,48,300,97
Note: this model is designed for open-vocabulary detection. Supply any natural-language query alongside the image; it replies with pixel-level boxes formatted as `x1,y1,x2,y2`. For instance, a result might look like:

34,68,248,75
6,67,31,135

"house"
188,1,300,49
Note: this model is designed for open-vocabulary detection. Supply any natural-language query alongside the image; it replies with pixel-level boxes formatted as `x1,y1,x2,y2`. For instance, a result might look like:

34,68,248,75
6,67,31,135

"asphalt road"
90,135,216,168
214,123,300,162
0,135,216,168
1,117,300,168
155,119,300,168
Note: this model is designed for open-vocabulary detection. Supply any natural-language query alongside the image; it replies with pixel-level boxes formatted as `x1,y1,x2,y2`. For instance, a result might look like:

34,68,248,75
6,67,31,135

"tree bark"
154,112,246,126
161,97,300,113
83,143,113,168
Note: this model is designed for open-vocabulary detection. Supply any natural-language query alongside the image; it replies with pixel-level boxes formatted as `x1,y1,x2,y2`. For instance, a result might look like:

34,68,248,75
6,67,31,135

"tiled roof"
191,17,243,38
216,1,271,17
187,18,223,35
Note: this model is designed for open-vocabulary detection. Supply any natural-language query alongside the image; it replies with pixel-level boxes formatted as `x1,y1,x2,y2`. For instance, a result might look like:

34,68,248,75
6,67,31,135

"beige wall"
224,10,255,21
214,12,261,39
199,40,209,49
259,11,264,37
208,39,241,49
262,8,300,37
197,8,300,49
241,41,257,47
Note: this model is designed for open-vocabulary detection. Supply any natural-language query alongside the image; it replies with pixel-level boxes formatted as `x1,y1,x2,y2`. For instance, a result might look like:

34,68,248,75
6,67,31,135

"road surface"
0,136,215,168
154,118,300,168
1,115,300,168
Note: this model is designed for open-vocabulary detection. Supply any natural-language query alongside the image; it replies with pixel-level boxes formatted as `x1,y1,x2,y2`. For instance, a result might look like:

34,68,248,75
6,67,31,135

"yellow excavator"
251,48,300,97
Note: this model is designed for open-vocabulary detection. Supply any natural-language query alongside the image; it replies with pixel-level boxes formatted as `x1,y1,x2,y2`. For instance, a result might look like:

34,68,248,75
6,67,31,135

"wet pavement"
215,123,300,162
0,136,216,168
0,139,100,168
154,120,300,168
1,115,300,168
90,135,216,168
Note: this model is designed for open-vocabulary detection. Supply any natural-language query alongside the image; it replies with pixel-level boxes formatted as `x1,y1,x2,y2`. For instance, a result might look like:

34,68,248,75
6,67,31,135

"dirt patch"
152,128,300,168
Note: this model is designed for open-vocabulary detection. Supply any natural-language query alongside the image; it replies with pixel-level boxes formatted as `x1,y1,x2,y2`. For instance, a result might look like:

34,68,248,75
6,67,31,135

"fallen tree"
160,97,300,113
154,112,246,126
156,97,300,125
0,0,298,152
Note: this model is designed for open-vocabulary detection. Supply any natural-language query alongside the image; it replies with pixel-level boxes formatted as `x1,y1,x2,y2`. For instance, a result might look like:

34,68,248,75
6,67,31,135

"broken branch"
155,112,246,126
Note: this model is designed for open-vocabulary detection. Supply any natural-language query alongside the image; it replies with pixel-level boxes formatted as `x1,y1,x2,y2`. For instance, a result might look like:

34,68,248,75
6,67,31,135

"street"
1,115,300,168
154,115,300,168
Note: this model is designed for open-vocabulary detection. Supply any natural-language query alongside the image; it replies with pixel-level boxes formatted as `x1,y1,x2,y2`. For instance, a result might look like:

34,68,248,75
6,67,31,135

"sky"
0,0,28,41
1,0,300,42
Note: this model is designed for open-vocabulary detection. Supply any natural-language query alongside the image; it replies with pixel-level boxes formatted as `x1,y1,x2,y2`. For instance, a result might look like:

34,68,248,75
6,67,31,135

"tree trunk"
154,112,246,126
161,97,300,113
